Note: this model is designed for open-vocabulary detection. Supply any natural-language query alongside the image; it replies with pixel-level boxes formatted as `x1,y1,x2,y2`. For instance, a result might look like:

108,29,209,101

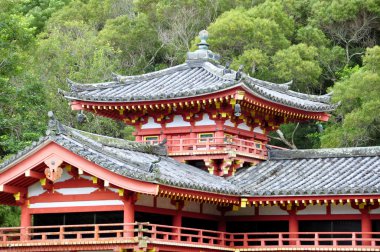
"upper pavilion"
61,30,338,176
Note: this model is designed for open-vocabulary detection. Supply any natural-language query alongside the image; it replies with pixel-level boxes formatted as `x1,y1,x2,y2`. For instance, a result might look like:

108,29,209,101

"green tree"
207,8,290,59
20,0,72,33
271,43,322,92
309,0,380,64
321,46,380,147
98,14,162,73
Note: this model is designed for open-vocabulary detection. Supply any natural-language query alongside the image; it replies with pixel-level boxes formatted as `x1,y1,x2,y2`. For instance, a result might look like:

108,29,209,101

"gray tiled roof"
0,120,240,195
2,114,379,197
229,147,380,196
61,59,338,112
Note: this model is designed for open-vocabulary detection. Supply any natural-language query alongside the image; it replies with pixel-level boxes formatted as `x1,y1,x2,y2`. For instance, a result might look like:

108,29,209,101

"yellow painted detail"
40,178,46,186
65,164,72,172
13,192,21,201
92,177,98,184
286,203,292,210
118,188,124,197
230,98,236,105
240,198,248,208
232,205,239,211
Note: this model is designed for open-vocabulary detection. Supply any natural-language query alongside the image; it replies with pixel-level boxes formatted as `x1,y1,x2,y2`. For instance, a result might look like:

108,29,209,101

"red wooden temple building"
0,30,380,252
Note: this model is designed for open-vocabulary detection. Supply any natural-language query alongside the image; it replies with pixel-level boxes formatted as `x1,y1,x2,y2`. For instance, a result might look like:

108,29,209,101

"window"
198,133,214,142
255,141,262,149
224,133,234,144
144,136,159,144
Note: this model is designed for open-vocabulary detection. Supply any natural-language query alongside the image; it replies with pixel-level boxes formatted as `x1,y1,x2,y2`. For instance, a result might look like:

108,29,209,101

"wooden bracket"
25,170,45,179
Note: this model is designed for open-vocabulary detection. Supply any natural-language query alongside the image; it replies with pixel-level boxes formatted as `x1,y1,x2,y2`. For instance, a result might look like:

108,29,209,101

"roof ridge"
0,136,50,171
270,146,380,160
116,64,189,84
245,76,333,104
62,125,167,156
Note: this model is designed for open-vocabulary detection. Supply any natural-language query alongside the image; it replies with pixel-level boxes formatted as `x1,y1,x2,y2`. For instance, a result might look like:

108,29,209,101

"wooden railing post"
59,226,64,240
314,233,319,246
278,233,283,246
243,233,248,247
94,225,99,240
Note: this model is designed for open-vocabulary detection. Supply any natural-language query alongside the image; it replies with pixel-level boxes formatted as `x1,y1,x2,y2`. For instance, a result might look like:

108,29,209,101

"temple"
0,31,379,252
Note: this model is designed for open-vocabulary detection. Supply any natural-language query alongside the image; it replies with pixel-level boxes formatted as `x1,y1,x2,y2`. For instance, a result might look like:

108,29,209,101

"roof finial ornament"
197,30,209,50
46,111,58,136
77,110,87,124
235,65,244,80
223,61,232,75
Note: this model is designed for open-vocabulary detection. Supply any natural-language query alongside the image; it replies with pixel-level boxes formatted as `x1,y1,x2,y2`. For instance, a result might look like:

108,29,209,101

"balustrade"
142,137,268,158
1,222,380,250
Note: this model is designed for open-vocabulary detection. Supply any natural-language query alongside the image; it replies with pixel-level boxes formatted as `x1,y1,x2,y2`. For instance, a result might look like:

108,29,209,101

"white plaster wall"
202,203,219,215
370,207,380,214
253,127,264,134
136,194,154,207
55,168,72,183
141,117,161,129
183,201,200,213
225,206,255,216
156,197,176,210
195,114,215,126
331,204,360,215
224,119,235,127
259,205,288,215
108,188,119,193
237,122,250,131
55,187,98,195
28,182,46,197
166,115,191,127
79,174,93,181
298,205,326,215
29,200,123,208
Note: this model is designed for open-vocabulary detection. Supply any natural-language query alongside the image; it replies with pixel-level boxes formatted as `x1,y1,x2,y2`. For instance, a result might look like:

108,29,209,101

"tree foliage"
321,46,380,147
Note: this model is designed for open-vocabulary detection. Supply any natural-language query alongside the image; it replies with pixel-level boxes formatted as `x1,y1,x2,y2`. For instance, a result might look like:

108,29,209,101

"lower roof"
229,147,380,196
1,115,379,198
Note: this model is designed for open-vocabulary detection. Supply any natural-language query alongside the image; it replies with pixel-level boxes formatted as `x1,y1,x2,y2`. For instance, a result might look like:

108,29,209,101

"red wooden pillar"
361,208,371,246
218,219,226,232
20,203,31,241
172,200,184,241
190,132,197,148
215,120,224,144
288,210,298,246
123,196,135,238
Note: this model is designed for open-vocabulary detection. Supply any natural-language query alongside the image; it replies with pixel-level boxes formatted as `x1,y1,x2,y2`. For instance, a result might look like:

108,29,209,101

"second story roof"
61,30,338,113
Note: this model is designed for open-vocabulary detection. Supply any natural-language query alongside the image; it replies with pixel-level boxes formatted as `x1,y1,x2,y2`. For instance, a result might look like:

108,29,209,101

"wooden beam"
0,184,26,194
25,170,45,179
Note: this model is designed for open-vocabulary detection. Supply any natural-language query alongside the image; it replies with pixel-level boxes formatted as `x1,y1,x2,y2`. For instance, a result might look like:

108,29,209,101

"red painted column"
288,210,298,246
218,219,226,232
361,209,371,246
215,120,224,144
20,203,31,241
123,196,135,238
172,201,184,241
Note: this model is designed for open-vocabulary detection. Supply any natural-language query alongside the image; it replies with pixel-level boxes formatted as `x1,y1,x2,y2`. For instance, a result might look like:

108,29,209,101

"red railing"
143,137,267,158
1,223,380,250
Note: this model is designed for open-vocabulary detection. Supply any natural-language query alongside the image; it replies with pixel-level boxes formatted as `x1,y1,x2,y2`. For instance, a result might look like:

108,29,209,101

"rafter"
25,170,45,179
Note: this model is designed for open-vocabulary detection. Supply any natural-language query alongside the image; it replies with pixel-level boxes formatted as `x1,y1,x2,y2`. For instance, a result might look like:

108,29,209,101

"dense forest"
0,0,379,225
